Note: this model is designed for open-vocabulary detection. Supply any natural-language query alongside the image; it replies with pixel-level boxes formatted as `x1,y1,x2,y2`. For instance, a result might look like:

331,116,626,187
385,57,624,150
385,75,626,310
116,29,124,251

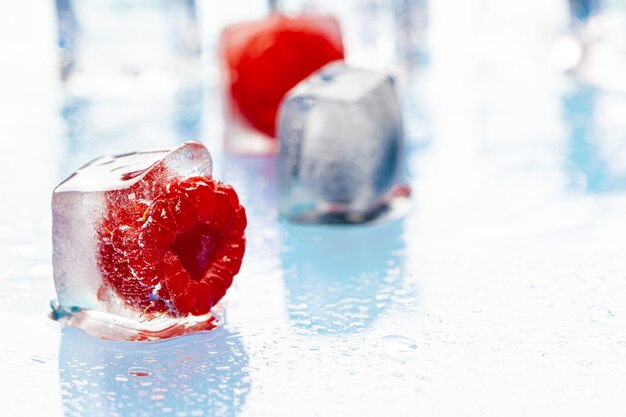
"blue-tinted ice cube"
277,62,405,223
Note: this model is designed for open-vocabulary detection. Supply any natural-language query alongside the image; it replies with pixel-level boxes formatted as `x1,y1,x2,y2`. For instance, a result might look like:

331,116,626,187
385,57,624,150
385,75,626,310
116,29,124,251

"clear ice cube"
56,0,201,97
52,141,212,328
277,62,405,223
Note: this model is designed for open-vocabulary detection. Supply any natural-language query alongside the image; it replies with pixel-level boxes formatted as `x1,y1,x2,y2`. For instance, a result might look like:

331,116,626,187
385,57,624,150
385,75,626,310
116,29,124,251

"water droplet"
129,367,151,377
382,335,417,360
151,394,165,400
588,305,615,325
30,355,48,364
114,353,125,359
540,352,559,369
114,374,128,382
143,357,157,364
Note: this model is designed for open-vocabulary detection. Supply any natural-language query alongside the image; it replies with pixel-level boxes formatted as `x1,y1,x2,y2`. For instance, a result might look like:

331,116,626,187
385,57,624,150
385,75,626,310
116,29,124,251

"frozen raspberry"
97,176,247,317
222,14,344,138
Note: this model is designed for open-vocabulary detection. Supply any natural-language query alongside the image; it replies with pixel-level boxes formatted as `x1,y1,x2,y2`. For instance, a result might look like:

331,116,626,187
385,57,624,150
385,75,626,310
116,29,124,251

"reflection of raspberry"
97,174,246,317
224,15,344,138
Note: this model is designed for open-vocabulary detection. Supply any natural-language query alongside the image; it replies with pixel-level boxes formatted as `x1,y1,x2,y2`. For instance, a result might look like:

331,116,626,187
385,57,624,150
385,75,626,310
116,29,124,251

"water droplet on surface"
540,352,556,369
30,355,48,364
114,374,128,382
588,305,615,325
381,335,418,360
128,367,151,377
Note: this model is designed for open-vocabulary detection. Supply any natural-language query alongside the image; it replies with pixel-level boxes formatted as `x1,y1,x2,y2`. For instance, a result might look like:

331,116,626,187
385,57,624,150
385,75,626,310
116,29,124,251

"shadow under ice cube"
278,62,405,223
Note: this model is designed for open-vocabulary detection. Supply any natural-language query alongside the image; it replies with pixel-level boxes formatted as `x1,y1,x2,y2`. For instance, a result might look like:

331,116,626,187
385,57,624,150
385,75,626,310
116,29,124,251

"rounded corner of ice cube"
166,141,213,177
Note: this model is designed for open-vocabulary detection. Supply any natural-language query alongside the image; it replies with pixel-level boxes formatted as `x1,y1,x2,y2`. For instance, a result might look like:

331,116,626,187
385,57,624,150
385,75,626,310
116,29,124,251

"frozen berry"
97,176,247,317
222,14,344,138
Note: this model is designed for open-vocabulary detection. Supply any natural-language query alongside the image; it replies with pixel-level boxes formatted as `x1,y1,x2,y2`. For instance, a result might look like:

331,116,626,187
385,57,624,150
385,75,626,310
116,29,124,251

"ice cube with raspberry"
52,141,247,325
220,13,344,154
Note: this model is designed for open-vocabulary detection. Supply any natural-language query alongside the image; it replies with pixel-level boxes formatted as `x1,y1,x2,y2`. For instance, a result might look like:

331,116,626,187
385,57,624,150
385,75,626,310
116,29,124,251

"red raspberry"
223,14,344,138
96,176,247,318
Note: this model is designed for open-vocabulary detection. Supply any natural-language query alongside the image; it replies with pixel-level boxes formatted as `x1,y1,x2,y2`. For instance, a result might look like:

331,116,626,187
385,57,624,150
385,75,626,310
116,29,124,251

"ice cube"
277,62,406,223
52,141,247,336
219,13,344,154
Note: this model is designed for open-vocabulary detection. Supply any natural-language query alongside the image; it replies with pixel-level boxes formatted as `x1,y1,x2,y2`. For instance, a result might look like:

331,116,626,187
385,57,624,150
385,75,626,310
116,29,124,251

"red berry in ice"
223,14,344,138
96,176,247,317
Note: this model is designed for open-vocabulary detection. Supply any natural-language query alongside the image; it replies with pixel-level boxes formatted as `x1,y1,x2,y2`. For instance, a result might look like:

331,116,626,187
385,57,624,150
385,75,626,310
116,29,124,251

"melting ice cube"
219,13,344,154
277,62,405,223
52,141,247,339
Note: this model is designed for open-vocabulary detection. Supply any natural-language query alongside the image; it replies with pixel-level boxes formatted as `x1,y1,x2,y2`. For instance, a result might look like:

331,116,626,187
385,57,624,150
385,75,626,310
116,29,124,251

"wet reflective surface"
2,1,626,416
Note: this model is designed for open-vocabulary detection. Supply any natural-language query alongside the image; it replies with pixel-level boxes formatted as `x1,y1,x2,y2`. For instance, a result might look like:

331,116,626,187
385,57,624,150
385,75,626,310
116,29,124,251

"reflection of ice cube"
59,325,250,416
282,218,406,334
277,62,404,222
52,142,211,320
